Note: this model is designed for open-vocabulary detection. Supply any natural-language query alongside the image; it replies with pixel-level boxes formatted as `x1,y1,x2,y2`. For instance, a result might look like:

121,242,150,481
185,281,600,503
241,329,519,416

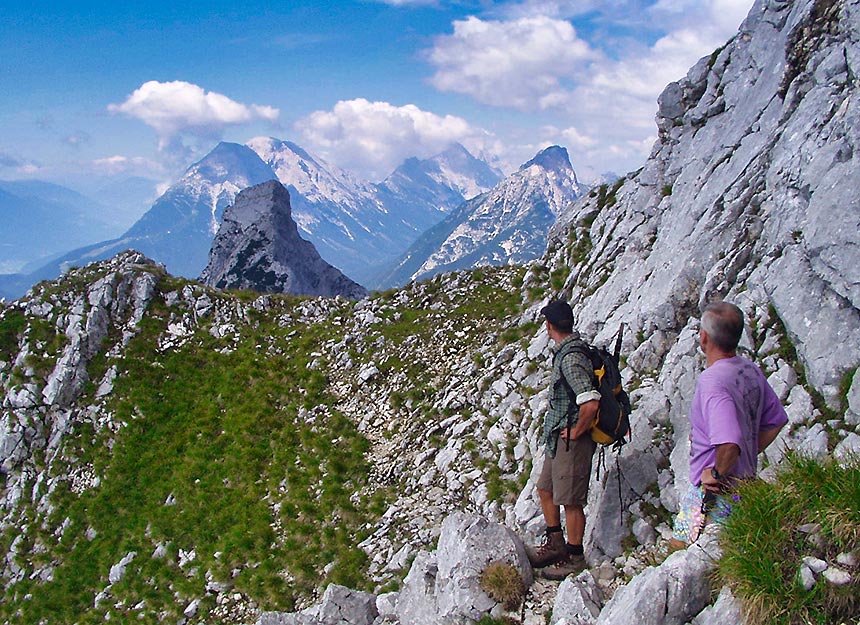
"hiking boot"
541,553,586,581
525,531,566,568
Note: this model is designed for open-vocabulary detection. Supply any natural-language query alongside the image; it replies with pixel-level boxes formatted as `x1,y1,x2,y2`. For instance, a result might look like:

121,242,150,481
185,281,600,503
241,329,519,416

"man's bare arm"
758,424,785,453
571,400,599,439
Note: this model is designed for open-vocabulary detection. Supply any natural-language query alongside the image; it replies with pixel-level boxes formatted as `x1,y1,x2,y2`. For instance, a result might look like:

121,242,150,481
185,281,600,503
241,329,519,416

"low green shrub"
717,452,860,625
0,308,27,362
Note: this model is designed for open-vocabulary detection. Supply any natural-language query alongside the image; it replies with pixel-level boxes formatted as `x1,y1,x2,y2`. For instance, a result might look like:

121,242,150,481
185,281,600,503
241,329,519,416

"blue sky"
1,0,755,192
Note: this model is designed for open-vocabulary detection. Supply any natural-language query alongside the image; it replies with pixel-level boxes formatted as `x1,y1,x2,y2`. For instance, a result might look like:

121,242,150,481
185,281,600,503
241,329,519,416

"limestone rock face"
593,528,721,625
535,0,860,560
200,180,367,299
549,0,860,401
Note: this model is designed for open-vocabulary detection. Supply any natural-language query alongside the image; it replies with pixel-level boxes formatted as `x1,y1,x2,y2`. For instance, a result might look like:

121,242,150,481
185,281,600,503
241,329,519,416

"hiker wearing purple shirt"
671,301,788,545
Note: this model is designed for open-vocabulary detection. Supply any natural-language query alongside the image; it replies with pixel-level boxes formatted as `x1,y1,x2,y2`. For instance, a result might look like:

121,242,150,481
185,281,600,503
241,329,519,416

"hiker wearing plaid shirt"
526,300,600,580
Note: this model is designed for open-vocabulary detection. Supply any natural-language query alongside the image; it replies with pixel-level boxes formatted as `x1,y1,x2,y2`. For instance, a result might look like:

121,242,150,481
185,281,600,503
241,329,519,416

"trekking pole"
614,323,624,364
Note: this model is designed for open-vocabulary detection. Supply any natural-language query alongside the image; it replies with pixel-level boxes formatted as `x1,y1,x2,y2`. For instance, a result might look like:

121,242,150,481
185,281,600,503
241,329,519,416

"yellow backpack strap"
594,364,606,385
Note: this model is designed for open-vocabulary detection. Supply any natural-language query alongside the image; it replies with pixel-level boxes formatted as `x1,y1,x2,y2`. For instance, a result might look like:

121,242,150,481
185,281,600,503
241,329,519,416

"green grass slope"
0,257,530,625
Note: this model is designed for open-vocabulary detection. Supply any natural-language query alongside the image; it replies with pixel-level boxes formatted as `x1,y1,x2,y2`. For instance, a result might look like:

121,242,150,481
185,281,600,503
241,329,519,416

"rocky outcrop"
1,251,159,464
535,0,860,558
0,251,161,566
200,180,367,299
260,512,533,625
253,513,724,625
592,528,720,625
550,0,860,398
395,513,533,625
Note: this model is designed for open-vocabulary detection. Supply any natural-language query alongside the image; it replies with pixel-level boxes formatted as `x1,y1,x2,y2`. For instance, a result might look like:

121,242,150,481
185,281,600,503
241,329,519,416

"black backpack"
555,326,631,449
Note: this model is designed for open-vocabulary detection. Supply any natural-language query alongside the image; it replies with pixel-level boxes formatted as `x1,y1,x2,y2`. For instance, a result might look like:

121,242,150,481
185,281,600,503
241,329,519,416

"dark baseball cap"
540,300,574,328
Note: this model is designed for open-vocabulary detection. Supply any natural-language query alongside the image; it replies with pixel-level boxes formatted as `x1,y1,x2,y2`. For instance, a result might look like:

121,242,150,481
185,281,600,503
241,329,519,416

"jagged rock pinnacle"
200,180,367,299
520,145,572,174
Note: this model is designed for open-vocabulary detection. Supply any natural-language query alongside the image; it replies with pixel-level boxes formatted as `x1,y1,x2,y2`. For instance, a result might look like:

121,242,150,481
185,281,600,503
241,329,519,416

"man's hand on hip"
700,467,724,493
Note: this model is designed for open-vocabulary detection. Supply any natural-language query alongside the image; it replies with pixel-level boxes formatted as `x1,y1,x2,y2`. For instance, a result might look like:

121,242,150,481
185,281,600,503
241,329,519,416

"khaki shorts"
537,435,597,507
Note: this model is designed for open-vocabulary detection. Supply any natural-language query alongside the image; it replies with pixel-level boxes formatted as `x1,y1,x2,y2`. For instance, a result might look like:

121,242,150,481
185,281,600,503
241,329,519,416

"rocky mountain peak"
520,145,573,176
188,141,276,185
245,136,314,164
380,143,502,201
199,180,367,299
377,145,583,287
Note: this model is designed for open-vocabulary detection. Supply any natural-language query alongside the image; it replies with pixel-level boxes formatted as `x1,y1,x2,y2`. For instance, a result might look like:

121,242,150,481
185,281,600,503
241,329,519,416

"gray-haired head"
701,301,744,352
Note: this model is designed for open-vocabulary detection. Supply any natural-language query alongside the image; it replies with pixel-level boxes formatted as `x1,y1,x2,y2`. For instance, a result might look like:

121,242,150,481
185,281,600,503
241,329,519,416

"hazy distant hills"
0,143,279,302
0,180,121,274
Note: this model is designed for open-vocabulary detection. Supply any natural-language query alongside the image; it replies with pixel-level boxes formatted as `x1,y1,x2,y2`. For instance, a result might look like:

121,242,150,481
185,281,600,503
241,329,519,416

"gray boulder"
691,587,745,625
316,585,378,625
550,570,603,625
396,512,533,625
258,584,377,625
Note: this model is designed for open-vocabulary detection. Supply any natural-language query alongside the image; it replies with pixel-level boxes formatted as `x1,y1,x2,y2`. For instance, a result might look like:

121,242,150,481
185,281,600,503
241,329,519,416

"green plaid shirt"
543,333,599,457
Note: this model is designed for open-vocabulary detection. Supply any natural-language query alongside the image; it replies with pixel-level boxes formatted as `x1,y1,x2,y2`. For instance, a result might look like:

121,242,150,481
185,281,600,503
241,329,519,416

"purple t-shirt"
689,356,788,485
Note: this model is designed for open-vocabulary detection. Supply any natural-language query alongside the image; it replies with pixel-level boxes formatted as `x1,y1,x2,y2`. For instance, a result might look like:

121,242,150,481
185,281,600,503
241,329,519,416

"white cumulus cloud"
430,0,752,175
559,126,598,151
428,15,595,110
296,98,493,181
496,0,607,19
108,80,279,152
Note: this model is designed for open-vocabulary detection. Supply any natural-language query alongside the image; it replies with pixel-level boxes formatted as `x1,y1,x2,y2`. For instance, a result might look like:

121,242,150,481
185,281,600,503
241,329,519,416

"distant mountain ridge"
246,137,504,285
376,142,503,220
121,142,279,277
376,145,584,287
0,139,502,299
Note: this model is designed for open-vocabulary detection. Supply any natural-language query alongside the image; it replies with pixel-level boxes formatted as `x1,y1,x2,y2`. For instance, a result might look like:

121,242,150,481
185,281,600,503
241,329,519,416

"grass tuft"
717,452,860,625
479,561,526,611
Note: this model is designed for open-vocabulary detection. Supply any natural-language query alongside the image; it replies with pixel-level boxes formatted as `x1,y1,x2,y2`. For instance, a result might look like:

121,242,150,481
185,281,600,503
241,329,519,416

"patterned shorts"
671,484,737,544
